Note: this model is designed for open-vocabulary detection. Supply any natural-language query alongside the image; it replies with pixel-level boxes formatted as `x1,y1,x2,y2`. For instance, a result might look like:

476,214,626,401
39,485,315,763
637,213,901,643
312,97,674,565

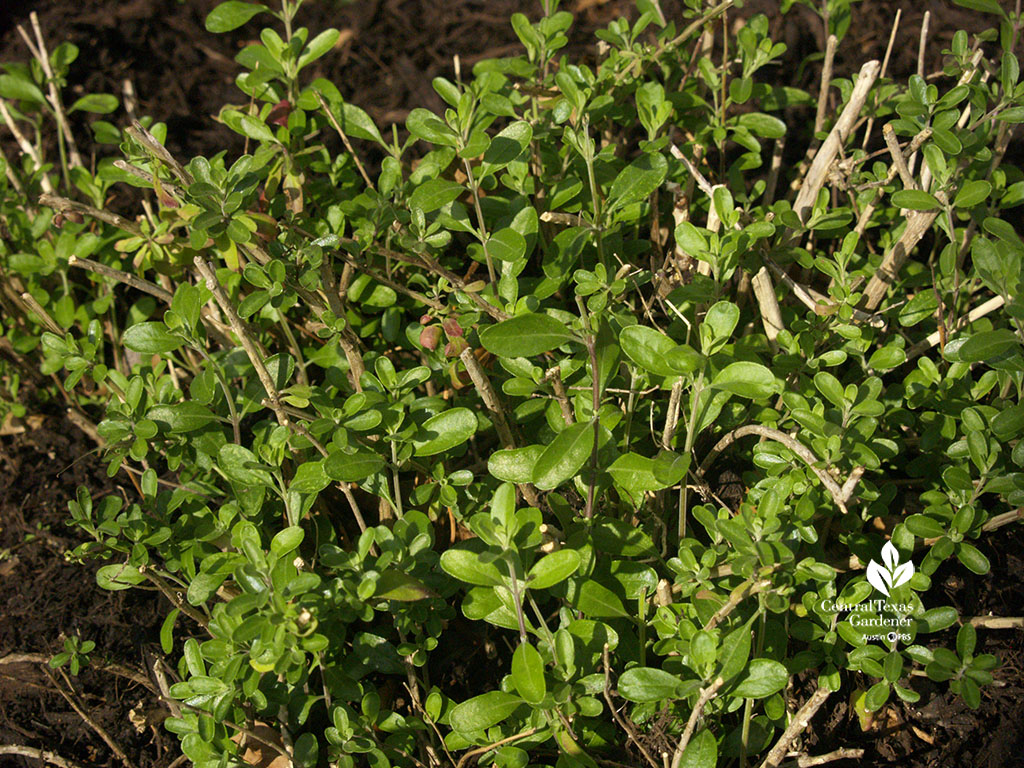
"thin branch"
860,10,901,150
39,194,143,236
813,35,838,137
670,676,725,768
602,644,660,768
751,267,784,346
781,748,865,767
459,346,541,508
967,616,1024,629
883,123,916,190
758,685,832,768
545,366,575,426
41,666,137,768
0,653,156,694
699,425,861,513
69,255,172,302
793,60,881,225
316,92,374,190
703,578,772,631
0,745,86,768
454,728,539,768
124,121,193,185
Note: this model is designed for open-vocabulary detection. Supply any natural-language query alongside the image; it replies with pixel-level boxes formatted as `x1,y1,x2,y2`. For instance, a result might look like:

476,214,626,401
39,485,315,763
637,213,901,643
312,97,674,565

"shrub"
2,0,1023,766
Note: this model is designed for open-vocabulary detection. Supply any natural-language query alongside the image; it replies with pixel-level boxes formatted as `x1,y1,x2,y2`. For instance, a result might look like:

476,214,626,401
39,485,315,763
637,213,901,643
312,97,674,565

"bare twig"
0,745,86,768
460,347,541,507
39,193,143,236
752,267,784,345
699,425,862,513
454,728,539,768
124,121,193,185
316,92,374,190
781,747,865,767
670,677,725,768
813,35,839,137
18,292,63,335
793,60,881,224
906,295,1005,359
703,578,772,631
860,10,901,150
967,616,1024,629
883,123,916,190
0,653,156,693
545,366,575,426
758,685,832,768
41,666,137,768
603,644,660,768
662,378,684,450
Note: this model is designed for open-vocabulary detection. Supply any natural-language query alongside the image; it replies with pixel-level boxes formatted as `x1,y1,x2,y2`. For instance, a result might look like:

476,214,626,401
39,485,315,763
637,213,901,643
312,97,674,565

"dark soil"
1,0,1023,766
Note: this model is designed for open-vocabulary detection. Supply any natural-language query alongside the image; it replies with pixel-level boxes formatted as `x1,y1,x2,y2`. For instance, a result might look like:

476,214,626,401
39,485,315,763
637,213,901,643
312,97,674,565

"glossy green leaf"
146,402,218,432
618,666,684,702
709,361,776,399
96,563,147,591
606,151,668,211
954,180,992,208
511,643,546,704
440,548,504,586
677,729,716,768
480,314,576,357
270,526,304,556
527,549,581,590
575,580,628,618
620,325,678,377
891,189,942,211
374,569,436,601
413,408,477,456
123,322,183,354
449,691,522,732
324,450,386,482
205,1,267,31
69,94,119,114
730,659,789,698
409,178,465,213
488,445,544,483
957,329,1018,362
532,421,594,490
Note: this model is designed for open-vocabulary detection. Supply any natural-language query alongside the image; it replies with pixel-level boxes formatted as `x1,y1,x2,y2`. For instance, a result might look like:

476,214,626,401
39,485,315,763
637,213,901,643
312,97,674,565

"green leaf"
527,549,581,590
488,228,527,262
710,361,776,399
954,180,992,208
440,548,504,586
480,314,577,357
488,445,544,483
905,514,946,539
718,618,753,683
736,112,787,138
298,28,341,69
952,0,1006,14
532,421,594,490
730,659,789,698
620,325,678,377
374,569,436,601
867,346,907,370
957,542,990,574
96,563,147,591
205,2,267,32
891,189,942,211
406,107,459,147
482,121,533,168
160,609,179,654
511,643,546,704
608,452,671,501
290,461,331,494
218,444,273,486
618,666,684,702
122,322,183,354
69,94,119,114
919,606,958,632
293,733,319,768
957,329,1018,362
575,580,628,618
677,729,716,768
324,450,385,482
813,371,845,408
0,74,45,104
146,402,218,432
449,691,522,732
238,114,277,143
899,291,939,327
607,151,667,211
413,408,477,456
270,526,304,556
409,178,465,213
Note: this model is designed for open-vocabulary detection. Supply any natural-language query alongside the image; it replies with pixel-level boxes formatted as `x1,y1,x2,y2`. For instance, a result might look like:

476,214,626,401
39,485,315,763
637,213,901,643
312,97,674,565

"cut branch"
758,685,832,768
